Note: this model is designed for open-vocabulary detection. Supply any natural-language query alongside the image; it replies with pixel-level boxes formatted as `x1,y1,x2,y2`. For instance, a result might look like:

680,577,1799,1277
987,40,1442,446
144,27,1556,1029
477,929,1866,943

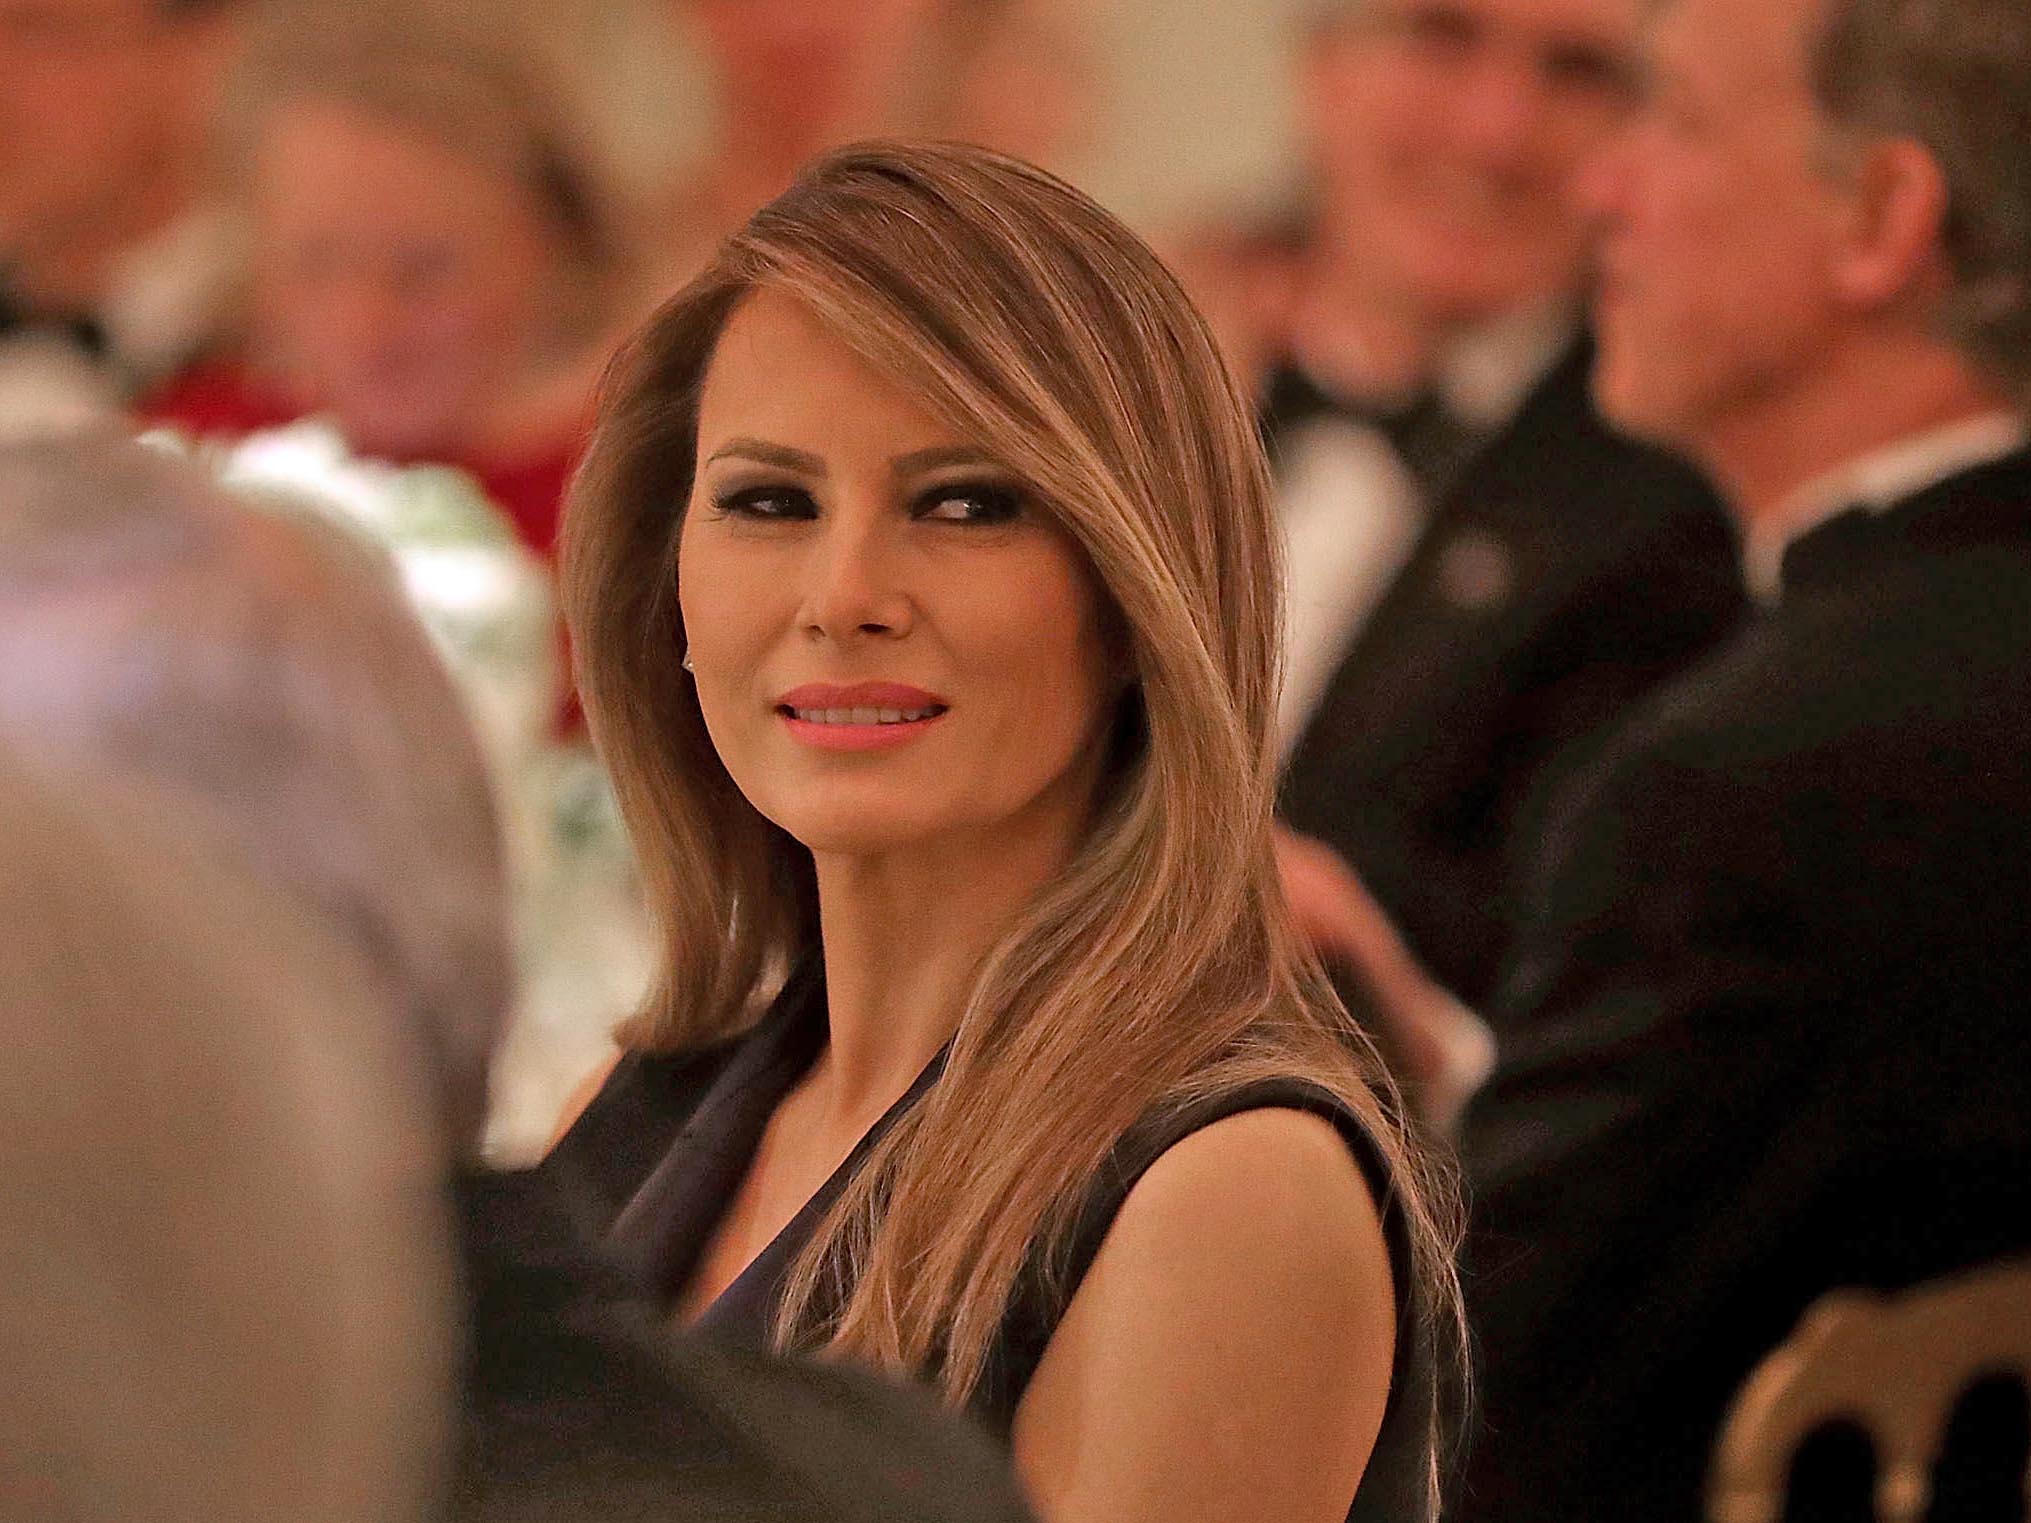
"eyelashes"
707,478,1029,526
918,481,1025,524
709,484,817,520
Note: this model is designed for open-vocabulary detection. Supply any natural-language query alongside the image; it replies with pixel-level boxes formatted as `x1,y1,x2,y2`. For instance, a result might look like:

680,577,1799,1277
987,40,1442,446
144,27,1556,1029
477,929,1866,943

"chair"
1707,1257,2031,1523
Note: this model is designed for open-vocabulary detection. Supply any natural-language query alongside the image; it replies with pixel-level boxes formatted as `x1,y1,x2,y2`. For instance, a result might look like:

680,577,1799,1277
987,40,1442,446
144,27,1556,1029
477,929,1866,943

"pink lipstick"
774,682,949,752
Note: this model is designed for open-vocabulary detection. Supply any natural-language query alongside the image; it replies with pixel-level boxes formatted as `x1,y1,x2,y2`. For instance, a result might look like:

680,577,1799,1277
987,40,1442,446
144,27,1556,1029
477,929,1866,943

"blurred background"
545,0,1316,228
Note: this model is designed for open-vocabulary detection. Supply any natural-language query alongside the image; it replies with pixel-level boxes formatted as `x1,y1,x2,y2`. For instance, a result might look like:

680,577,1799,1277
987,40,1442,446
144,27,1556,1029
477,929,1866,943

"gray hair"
0,431,510,1150
1815,0,2031,399
0,757,452,1523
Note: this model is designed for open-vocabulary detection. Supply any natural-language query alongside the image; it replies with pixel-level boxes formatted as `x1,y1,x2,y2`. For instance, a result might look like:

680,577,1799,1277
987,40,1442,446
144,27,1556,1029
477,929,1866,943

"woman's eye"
916,481,1025,524
712,483,818,520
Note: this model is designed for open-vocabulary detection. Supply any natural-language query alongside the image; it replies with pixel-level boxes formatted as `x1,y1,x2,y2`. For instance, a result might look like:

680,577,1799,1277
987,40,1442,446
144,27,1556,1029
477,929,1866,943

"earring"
680,650,695,673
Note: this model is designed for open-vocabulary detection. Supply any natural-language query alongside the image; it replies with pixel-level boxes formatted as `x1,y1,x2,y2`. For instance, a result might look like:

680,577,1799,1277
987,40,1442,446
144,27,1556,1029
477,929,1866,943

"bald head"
0,432,510,1150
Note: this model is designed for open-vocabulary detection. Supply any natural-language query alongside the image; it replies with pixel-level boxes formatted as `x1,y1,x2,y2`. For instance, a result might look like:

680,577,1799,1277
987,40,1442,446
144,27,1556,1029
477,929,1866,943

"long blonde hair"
565,139,1460,1443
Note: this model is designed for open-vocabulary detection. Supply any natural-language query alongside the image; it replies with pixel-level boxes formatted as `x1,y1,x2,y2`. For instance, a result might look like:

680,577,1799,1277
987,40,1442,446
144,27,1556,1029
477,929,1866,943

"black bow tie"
1263,364,1486,494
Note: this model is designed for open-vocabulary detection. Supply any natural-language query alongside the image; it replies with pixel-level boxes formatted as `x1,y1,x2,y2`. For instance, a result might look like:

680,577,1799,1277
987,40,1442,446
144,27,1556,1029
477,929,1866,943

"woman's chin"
756,797,962,862
776,818,940,860
333,398,471,464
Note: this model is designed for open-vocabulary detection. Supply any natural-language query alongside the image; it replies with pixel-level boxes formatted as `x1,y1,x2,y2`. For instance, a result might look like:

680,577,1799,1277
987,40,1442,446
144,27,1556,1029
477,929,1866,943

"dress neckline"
605,963,950,1341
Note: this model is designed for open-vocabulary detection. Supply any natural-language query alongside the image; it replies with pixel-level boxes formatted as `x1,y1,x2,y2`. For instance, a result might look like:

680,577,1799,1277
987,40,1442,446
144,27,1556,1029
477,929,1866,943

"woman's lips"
774,682,949,751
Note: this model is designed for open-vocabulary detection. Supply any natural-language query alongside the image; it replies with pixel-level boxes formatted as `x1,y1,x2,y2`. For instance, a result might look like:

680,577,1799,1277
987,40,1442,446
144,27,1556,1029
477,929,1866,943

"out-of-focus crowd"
0,0,1100,526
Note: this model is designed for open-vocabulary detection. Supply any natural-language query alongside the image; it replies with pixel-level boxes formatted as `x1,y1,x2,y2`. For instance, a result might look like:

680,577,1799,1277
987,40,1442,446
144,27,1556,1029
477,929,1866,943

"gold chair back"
1707,1257,2031,1523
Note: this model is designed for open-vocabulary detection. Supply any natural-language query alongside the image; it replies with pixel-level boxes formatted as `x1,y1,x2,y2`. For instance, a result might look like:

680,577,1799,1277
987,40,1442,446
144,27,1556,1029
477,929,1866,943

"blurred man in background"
1456,0,2031,1514
0,757,454,1523
0,0,243,430
1267,0,1744,1085
0,432,512,1144
0,430,1035,1521
658,0,1094,288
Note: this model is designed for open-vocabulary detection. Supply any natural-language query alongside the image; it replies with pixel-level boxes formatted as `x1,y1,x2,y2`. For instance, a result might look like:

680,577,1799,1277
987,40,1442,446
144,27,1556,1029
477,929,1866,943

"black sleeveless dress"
542,963,1442,1523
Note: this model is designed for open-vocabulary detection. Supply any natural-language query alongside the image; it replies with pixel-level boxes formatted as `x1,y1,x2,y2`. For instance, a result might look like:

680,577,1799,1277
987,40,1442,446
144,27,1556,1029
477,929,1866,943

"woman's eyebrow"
890,444,998,476
703,437,826,475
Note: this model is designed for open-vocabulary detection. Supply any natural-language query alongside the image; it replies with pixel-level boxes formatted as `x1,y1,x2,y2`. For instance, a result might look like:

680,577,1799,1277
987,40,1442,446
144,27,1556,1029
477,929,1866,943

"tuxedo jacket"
1453,450,2031,1523
1272,340,1744,1008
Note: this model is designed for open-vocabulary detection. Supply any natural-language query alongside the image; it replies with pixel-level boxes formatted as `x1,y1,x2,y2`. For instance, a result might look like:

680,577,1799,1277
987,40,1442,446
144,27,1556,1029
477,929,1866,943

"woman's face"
678,289,1120,863
248,97,556,461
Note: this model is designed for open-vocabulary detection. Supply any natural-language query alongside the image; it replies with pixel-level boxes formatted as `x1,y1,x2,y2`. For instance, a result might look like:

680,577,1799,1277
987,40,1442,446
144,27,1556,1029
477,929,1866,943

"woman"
141,9,625,562
548,141,1461,1523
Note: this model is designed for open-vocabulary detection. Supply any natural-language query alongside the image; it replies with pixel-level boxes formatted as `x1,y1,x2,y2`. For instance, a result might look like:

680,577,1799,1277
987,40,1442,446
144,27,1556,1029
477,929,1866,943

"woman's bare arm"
1011,1107,1397,1523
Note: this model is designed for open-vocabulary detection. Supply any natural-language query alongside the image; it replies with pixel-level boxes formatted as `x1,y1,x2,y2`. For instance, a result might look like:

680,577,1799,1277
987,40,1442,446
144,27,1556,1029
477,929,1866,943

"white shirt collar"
1288,296,1575,433
1435,298,1576,431
1743,410,2030,603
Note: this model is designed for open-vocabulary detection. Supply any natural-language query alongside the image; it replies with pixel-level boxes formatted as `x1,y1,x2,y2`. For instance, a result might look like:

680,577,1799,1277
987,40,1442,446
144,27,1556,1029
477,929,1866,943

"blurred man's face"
0,0,197,261
1584,0,1848,451
1304,0,1644,325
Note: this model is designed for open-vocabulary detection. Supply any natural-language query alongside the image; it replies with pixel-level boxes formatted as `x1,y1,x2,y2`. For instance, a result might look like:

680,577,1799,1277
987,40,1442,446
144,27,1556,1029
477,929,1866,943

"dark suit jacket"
1272,340,1744,1008
450,1167,1035,1523
1454,450,2031,1523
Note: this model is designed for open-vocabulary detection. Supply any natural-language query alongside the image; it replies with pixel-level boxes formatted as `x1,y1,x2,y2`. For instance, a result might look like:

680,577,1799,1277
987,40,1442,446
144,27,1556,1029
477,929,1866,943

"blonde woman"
548,141,1461,1523
142,4,628,561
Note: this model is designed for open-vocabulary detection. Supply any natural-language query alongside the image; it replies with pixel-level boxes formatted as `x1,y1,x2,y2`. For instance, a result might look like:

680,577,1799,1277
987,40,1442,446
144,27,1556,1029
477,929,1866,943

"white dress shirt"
1274,305,1571,1127
1276,302,1574,752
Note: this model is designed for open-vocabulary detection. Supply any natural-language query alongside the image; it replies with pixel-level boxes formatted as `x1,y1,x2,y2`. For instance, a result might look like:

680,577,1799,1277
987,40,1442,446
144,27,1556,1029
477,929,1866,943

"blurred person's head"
0,756,451,1523
922,0,1096,174
1300,0,1646,328
0,432,510,1151
679,0,945,185
226,6,621,462
1584,0,2029,496
0,0,240,303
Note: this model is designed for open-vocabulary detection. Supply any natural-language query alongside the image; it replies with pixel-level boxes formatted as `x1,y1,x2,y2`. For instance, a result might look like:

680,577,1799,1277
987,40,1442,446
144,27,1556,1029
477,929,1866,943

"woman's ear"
1829,136,1952,312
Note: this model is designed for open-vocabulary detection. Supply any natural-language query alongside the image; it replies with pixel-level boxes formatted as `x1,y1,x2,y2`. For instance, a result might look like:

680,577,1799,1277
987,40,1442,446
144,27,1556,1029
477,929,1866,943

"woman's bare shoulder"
1116,1105,1393,1309
1012,1106,1396,1523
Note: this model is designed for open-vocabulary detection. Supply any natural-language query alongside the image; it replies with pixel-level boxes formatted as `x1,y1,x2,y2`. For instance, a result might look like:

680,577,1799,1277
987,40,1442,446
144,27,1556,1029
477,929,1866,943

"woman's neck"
808,800,1088,1129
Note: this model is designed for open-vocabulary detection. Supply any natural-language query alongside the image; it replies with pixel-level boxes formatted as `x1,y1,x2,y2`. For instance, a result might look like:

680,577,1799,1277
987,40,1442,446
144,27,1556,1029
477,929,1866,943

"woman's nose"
1574,123,1637,229
308,274,408,350
797,510,914,643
